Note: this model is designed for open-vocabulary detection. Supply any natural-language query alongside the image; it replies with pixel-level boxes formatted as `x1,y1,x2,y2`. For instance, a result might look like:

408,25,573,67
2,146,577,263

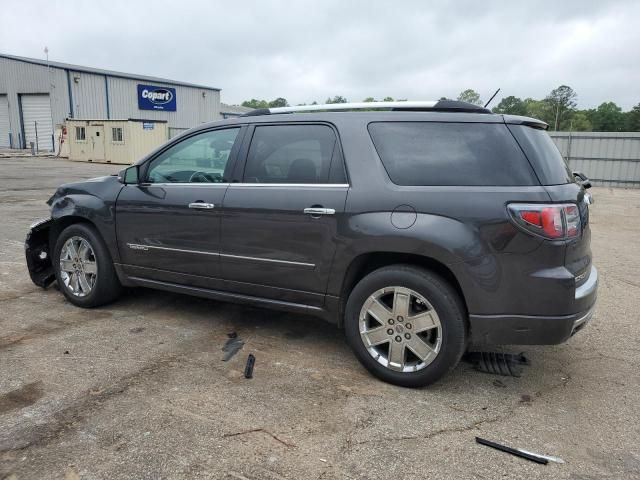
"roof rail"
242,100,492,116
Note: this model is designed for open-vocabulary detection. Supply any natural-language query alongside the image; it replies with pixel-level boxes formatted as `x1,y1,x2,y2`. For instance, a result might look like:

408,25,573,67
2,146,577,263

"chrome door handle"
188,202,215,209
304,207,335,215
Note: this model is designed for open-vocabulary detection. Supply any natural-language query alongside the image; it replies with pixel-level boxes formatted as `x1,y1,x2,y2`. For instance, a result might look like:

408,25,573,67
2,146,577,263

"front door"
89,124,105,161
115,126,243,289
220,123,348,307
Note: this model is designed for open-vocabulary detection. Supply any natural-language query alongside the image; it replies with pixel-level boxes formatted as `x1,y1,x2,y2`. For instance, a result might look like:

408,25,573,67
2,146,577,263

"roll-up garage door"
0,95,10,148
21,94,53,152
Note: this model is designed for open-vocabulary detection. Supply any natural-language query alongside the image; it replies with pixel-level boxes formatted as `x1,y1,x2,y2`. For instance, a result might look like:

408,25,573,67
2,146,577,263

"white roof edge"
269,101,439,114
0,52,221,91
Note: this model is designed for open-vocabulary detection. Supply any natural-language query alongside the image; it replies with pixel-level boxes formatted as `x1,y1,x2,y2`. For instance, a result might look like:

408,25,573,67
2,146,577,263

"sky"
1,0,639,110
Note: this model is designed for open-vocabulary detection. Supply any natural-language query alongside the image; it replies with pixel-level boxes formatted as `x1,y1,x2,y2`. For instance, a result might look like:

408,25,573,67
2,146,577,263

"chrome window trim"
126,243,315,268
230,183,349,188
134,183,349,188
137,182,231,187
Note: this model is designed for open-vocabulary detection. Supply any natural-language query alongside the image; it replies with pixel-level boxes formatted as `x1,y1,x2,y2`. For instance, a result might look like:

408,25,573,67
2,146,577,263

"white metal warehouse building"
0,53,221,152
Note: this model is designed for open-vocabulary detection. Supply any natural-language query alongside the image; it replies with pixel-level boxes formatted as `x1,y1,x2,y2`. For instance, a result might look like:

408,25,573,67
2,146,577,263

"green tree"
591,102,624,131
383,96,394,102
524,98,554,125
624,103,640,131
268,97,289,108
326,95,348,104
363,97,376,102
566,111,592,131
544,85,577,130
457,89,482,106
241,99,269,109
493,96,527,116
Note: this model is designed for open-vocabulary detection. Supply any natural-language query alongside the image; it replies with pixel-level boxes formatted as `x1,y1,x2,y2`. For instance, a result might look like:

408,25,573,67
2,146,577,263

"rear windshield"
368,122,538,186
507,125,573,185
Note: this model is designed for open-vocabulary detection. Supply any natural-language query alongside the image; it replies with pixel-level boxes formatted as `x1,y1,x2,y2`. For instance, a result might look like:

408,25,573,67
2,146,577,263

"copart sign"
137,84,177,111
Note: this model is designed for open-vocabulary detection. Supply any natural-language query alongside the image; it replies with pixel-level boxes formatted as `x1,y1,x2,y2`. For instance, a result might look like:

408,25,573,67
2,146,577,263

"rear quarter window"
507,125,573,185
368,122,538,186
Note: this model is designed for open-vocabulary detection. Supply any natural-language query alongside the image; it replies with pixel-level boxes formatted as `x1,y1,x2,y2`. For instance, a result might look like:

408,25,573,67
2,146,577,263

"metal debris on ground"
475,437,564,464
244,354,255,379
464,351,530,377
222,332,244,362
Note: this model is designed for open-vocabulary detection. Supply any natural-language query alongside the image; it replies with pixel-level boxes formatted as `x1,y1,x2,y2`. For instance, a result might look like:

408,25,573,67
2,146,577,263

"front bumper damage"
25,218,55,288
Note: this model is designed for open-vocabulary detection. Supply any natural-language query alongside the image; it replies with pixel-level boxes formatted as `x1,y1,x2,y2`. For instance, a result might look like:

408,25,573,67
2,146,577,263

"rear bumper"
469,265,597,345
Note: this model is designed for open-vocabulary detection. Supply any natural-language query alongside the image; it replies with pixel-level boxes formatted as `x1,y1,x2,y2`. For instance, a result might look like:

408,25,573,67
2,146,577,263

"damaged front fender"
25,218,56,288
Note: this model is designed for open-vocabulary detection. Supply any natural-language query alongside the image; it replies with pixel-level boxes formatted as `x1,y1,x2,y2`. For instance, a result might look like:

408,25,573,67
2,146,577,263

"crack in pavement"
348,370,573,448
0,330,219,454
223,428,297,448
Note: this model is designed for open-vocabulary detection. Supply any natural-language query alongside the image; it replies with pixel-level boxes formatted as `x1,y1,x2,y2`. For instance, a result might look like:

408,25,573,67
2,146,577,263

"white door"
0,95,10,148
88,124,105,161
21,94,53,152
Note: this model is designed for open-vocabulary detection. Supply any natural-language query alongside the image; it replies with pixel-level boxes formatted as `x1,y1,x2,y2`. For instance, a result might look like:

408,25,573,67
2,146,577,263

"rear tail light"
508,203,581,239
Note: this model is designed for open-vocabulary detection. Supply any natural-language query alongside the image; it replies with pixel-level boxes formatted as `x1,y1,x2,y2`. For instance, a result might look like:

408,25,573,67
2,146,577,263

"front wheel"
53,223,122,307
344,265,467,387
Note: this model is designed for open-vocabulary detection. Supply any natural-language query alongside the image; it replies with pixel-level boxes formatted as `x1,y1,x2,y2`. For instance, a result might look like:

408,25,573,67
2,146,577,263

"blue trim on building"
17,94,26,148
65,69,74,118
104,75,111,119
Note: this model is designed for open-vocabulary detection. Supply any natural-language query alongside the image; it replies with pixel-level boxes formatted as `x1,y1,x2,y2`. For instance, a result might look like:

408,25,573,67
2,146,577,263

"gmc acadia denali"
25,100,598,387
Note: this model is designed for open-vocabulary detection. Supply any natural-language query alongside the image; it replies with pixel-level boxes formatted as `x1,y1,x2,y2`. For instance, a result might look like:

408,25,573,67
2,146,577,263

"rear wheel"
345,265,466,387
53,223,121,307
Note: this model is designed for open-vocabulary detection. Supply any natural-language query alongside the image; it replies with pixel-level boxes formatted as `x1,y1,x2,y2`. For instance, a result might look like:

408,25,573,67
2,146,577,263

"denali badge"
127,243,149,251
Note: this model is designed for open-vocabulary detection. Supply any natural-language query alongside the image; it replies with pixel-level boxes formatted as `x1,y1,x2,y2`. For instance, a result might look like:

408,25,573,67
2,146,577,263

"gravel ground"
1,156,639,479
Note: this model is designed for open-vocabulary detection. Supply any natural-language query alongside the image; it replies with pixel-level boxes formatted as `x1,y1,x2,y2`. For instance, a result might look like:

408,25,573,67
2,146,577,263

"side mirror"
118,165,140,184
572,171,592,189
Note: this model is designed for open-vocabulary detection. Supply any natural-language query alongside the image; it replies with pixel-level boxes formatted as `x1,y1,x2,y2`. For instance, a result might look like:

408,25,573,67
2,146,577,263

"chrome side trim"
126,243,218,256
230,183,349,188
219,252,315,268
126,243,315,268
576,265,598,300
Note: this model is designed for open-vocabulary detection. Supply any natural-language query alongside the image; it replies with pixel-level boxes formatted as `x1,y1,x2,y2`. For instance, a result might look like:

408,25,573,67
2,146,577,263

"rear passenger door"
220,123,348,307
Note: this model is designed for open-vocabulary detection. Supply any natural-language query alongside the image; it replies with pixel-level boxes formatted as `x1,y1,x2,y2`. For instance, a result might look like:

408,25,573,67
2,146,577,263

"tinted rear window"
507,125,573,185
368,122,538,186
244,125,337,184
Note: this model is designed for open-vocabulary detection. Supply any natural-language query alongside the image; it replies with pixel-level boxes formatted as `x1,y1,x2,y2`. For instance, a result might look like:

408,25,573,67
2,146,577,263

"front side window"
243,125,337,184
146,128,240,183
368,122,538,186
75,126,86,141
112,127,123,142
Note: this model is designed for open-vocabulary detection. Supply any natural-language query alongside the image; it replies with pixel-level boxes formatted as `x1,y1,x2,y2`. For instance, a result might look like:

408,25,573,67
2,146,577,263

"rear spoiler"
502,114,548,130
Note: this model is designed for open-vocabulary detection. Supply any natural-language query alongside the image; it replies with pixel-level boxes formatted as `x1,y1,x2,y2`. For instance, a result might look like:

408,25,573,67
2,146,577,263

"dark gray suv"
25,100,598,387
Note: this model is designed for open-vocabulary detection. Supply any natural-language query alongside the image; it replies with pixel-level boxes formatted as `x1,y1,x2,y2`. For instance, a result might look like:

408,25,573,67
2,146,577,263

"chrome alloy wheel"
59,236,98,297
359,286,442,372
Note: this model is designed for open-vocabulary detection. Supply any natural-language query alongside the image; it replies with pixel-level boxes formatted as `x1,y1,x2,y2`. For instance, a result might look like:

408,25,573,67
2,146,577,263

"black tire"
53,223,122,308
344,265,467,387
